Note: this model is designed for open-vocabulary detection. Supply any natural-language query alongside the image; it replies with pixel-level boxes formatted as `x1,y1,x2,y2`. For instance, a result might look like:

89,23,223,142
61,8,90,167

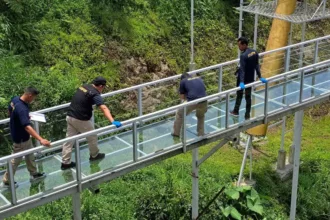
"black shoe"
245,115,250,120
230,110,239,117
1,181,18,188
30,172,46,181
61,162,76,170
89,153,105,161
171,132,180,138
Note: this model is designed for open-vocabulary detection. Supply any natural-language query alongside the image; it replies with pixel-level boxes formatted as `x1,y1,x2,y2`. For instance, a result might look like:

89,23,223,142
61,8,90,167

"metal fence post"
182,106,187,153
74,140,82,193
218,66,223,93
225,93,230,128
133,122,138,161
8,160,17,205
264,83,269,124
138,88,143,116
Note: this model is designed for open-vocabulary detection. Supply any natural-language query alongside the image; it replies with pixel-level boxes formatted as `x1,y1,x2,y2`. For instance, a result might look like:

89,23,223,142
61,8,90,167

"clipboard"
29,112,46,123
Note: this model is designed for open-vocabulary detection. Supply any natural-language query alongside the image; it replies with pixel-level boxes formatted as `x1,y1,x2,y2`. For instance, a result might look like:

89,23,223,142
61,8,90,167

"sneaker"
89,153,105,161
1,181,18,188
30,172,46,181
61,162,76,170
230,110,239,117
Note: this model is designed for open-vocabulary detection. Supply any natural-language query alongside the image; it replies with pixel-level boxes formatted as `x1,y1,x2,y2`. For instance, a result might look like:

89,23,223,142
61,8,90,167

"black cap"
92,76,107,86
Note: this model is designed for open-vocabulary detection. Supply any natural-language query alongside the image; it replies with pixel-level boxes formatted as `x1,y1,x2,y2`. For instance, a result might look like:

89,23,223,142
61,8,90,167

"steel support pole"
189,0,195,70
290,110,304,220
72,192,82,220
253,14,259,50
237,135,251,186
192,147,199,220
189,22,198,216
249,137,253,181
238,0,244,58
323,0,327,16
299,22,306,68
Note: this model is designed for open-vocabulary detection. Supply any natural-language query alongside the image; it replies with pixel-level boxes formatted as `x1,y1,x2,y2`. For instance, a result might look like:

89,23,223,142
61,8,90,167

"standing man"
2,87,51,188
172,73,208,137
61,76,122,170
230,37,267,120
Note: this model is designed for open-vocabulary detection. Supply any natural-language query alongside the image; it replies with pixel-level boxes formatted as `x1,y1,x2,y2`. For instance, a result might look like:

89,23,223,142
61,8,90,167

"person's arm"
98,105,114,123
179,80,187,101
25,126,51,147
239,54,246,83
18,109,51,147
255,52,262,79
180,94,185,101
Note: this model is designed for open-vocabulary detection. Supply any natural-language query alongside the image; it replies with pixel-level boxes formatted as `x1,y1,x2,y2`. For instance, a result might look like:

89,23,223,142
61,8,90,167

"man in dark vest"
61,77,122,170
230,37,267,119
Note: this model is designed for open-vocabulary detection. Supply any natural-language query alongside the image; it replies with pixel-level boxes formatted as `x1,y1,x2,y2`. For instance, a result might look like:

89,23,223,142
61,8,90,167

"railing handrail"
0,34,329,125
0,58,329,163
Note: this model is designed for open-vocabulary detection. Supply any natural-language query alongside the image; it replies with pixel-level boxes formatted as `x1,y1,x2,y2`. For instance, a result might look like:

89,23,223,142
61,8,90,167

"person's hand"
40,139,51,147
260,77,267,83
112,120,122,128
239,82,245,90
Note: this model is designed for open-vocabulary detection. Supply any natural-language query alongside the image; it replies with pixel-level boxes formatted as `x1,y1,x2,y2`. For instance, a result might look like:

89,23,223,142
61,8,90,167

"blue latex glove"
260,77,267,83
239,82,245,90
112,120,122,128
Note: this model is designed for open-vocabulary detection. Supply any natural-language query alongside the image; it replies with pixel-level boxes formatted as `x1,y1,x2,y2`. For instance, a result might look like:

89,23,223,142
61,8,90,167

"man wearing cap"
61,77,122,170
172,73,208,137
2,87,51,188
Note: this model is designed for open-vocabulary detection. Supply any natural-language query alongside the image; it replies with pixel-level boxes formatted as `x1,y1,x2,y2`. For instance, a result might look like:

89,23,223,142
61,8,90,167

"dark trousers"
234,79,252,118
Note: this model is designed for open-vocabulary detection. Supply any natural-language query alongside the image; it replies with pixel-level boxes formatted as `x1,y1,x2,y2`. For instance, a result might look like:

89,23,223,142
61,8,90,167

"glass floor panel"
0,194,9,208
304,70,330,86
78,137,134,176
273,87,325,105
0,156,76,202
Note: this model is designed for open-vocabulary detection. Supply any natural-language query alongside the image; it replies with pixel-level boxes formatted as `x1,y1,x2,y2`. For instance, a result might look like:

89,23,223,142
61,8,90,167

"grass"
6,102,330,219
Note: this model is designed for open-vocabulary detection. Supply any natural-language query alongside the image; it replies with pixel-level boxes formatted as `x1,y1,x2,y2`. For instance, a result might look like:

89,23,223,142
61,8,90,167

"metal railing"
1,59,330,206
0,35,329,128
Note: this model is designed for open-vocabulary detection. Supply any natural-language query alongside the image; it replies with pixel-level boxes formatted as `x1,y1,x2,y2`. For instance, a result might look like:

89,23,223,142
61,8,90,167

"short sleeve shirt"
9,96,31,143
179,77,207,101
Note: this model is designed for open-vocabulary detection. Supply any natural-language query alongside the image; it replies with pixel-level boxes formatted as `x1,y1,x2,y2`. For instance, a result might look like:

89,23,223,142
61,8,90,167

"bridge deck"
0,69,329,208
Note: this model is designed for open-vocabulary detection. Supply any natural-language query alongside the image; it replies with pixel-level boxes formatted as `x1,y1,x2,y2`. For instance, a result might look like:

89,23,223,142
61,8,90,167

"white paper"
29,112,46,123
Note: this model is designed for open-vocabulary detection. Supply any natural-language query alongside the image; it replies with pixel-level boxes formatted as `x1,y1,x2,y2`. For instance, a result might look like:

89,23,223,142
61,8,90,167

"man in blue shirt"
2,87,51,188
172,73,207,137
61,76,122,170
230,37,267,119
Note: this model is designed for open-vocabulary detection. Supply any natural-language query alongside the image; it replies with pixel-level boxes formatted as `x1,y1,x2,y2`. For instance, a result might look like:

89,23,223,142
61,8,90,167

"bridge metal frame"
0,58,330,219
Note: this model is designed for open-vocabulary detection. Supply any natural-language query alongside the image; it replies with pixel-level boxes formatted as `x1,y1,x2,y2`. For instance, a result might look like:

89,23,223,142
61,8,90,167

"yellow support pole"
247,0,297,136
261,0,298,78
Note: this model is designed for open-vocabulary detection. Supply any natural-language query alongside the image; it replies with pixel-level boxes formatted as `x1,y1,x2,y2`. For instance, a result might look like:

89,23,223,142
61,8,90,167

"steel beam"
290,111,304,220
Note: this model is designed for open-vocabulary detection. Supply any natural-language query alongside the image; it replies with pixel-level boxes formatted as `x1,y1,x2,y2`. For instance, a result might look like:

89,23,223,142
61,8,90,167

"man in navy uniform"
61,76,122,170
172,73,207,137
2,87,51,188
230,37,267,119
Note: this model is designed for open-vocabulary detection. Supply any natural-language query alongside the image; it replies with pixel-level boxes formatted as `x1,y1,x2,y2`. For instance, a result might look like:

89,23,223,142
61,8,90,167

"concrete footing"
277,149,286,170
